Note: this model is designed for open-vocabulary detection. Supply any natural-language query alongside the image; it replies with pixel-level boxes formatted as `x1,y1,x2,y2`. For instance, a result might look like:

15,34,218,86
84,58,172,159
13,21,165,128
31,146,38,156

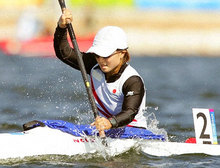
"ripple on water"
200,91,220,99
0,123,21,132
0,149,141,167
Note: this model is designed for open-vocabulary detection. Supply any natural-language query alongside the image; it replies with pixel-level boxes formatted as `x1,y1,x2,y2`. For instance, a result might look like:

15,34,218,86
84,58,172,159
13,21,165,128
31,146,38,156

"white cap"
86,26,128,57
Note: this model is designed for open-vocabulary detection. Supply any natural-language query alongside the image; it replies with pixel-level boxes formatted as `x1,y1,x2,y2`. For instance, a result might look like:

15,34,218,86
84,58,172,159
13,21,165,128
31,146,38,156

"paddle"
58,0,107,144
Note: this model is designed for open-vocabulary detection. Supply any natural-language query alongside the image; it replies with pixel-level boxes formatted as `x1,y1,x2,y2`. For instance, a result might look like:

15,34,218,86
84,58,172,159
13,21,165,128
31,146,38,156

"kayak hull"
140,141,220,156
1,126,220,159
0,127,139,159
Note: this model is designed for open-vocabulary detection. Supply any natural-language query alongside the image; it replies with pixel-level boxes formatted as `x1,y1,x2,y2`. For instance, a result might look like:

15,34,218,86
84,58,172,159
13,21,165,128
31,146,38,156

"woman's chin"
100,67,110,73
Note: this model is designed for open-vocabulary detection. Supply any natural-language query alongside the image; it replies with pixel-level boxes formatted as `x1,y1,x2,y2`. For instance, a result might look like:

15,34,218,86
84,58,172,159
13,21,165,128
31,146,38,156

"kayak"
0,120,220,160
140,141,220,156
0,126,138,160
0,120,164,160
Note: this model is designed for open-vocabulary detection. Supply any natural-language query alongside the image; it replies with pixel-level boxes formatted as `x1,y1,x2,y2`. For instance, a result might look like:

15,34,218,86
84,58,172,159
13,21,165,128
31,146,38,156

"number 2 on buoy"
192,108,218,145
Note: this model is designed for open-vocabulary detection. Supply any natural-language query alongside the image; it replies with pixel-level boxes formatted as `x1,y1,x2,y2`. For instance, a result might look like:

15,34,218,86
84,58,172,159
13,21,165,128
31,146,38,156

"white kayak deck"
0,126,220,160
141,141,220,156
0,127,138,159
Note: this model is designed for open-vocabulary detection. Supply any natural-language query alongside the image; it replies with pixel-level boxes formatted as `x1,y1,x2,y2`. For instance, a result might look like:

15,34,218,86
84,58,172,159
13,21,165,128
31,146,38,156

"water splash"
71,127,110,160
144,106,168,141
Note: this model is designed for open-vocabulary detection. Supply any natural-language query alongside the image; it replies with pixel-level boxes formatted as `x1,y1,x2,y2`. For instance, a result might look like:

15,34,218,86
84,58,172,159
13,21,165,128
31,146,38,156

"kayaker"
54,9,147,132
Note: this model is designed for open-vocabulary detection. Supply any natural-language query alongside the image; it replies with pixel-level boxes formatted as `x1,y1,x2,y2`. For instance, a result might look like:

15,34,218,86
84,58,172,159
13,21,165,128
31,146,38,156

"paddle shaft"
58,0,97,118
58,0,106,138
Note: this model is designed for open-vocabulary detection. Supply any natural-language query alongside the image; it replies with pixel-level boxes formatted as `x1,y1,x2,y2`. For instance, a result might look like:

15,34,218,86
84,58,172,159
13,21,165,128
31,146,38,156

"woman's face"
95,51,124,73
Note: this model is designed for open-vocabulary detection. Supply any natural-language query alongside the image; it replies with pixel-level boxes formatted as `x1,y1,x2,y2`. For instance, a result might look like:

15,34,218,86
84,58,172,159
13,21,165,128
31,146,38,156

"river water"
0,53,220,167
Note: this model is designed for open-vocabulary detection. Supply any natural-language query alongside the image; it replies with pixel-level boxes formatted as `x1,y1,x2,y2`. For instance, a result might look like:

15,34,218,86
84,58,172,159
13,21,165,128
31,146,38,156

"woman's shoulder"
123,64,140,77
82,52,97,74
123,64,145,86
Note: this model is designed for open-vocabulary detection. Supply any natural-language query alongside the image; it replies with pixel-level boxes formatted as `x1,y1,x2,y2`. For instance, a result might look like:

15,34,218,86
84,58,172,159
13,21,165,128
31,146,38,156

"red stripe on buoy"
185,137,196,143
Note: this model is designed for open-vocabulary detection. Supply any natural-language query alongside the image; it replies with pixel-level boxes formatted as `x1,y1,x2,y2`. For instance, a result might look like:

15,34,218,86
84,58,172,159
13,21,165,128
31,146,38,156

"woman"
54,9,147,133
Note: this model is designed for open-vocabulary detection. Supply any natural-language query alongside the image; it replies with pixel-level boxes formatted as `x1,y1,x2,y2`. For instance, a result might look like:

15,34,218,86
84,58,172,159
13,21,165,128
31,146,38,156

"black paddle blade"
101,137,108,147
58,0,66,9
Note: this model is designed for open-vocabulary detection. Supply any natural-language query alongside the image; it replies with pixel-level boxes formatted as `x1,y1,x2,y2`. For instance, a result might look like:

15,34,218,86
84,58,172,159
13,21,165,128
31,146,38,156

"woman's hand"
91,116,112,132
58,8,73,28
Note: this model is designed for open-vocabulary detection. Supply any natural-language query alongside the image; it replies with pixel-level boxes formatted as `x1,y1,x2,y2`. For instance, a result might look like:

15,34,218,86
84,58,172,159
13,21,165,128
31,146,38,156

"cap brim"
86,45,117,57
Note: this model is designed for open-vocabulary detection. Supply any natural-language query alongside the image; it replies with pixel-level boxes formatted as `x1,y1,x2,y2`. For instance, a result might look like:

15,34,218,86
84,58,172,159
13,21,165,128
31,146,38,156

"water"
0,53,220,167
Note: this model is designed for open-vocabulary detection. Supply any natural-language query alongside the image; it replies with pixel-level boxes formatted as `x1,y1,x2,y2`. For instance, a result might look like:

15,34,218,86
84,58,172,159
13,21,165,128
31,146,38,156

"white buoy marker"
192,108,218,144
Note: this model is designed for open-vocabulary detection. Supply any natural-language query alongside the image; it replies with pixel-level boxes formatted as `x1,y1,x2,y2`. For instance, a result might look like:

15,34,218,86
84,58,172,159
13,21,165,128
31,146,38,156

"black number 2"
197,112,211,144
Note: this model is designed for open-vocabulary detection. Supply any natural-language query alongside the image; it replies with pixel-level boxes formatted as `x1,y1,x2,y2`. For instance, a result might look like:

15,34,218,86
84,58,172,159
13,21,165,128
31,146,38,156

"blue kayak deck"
39,120,165,141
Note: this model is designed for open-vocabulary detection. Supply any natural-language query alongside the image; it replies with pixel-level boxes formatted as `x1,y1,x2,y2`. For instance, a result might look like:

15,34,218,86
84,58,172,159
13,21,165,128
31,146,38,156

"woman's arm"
109,76,145,127
54,26,97,74
53,26,80,69
53,8,97,73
